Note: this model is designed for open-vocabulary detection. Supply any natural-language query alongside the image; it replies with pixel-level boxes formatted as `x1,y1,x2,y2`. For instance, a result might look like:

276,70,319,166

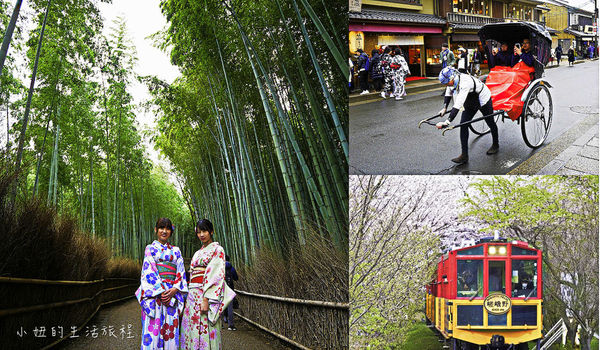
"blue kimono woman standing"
136,218,188,350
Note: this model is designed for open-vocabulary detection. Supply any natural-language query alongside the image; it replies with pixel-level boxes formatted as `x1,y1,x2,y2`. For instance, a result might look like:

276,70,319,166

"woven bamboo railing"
0,276,138,349
234,289,349,349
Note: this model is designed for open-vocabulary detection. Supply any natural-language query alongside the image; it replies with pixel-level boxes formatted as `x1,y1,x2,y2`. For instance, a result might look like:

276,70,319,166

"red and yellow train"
426,236,543,350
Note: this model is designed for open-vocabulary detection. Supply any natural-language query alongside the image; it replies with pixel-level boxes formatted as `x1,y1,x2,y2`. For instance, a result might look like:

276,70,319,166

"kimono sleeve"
202,246,226,303
202,245,236,324
165,246,188,312
173,247,189,293
135,245,165,318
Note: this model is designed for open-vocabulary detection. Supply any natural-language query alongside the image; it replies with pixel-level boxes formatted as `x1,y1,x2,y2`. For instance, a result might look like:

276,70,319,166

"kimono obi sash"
156,262,177,281
190,274,204,284
190,269,204,284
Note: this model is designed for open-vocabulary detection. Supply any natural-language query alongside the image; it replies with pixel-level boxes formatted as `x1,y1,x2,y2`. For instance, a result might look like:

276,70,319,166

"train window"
457,260,483,297
488,313,507,326
511,260,537,298
512,305,537,325
488,261,506,294
512,246,537,255
457,246,484,255
457,305,483,326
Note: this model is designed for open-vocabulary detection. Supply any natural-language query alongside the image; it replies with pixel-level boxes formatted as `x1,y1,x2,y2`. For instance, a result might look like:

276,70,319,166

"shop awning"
349,23,442,33
564,28,595,39
545,26,559,35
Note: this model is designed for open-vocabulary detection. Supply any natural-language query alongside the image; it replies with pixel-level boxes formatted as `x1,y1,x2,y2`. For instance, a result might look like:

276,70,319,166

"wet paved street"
349,60,599,175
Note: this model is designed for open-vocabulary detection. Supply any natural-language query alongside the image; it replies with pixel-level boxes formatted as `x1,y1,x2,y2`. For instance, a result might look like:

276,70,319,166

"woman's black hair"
155,218,174,236
394,48,401,56
196,219,214,233
384,47,391,54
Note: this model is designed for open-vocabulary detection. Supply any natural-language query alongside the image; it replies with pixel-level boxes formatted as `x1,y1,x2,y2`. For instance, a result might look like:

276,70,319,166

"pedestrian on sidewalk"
369,49,384,92
457,47,468,73
223,255,239,331
435,66,499,164
380,46,394,99
587,44,595,59
356,49,370,95
390,48,410,100
555,45,562,66
472,49,482,75
568,46,575,66
348,56,354,89
440,43,455,69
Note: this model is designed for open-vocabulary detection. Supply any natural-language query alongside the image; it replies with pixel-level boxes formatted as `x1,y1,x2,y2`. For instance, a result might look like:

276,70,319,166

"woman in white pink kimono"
136,218,188,350
181,219,235,349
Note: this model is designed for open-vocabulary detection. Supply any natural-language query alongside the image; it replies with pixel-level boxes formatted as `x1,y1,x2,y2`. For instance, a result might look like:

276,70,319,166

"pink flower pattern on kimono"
180,242,235,350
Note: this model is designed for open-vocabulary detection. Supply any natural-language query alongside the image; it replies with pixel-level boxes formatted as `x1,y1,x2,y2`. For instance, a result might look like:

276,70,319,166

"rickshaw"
419,22,553,148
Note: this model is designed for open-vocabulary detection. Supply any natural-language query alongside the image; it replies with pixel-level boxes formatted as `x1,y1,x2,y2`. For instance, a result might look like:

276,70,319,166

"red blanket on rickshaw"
485,61,535,121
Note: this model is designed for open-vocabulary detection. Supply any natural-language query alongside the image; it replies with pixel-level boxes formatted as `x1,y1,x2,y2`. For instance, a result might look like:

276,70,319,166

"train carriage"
425,236,543,350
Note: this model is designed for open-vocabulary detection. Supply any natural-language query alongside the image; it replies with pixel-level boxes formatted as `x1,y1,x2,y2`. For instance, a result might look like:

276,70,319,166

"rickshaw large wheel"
468,113,500,136
521,83,553,148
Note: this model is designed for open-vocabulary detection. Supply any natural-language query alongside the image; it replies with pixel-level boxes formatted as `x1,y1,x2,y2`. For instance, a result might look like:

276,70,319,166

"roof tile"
349,9,446,25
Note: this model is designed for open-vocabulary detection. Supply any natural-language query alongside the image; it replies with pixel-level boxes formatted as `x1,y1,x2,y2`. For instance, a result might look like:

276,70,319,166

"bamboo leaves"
150,0,348,263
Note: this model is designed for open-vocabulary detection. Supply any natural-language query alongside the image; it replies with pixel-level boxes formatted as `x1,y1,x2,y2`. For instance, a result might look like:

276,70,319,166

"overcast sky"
98,0,181,170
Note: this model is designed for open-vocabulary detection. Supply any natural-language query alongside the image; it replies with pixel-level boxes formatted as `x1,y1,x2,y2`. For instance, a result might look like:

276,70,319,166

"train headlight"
498,246,507,255
489,246,497,255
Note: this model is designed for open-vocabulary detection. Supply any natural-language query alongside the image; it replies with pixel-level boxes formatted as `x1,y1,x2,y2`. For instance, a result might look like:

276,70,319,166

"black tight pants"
460,99,498,156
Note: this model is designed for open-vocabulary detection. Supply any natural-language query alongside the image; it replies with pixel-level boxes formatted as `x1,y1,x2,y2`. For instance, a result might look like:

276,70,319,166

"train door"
487,260,508,326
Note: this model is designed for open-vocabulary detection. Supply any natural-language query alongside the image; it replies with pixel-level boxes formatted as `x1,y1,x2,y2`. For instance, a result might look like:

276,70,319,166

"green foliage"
144,0,348,263
401,323,443,350
7,0,192,261
462,176,599,347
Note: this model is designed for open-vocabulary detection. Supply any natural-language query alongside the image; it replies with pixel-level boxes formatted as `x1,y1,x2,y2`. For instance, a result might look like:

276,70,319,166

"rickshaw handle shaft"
418,110,451,128
441,110,506,136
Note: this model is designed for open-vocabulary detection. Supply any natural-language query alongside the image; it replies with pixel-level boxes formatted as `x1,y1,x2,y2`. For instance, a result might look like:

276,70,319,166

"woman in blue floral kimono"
181,219,235,349
136,218,188,350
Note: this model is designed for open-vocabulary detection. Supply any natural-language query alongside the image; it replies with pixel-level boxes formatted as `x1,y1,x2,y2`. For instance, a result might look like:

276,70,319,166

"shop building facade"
349,0,446,77
349,0,593,78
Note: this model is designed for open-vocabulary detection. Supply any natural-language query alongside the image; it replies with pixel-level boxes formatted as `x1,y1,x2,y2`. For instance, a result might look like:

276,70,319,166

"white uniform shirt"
444,73,491,110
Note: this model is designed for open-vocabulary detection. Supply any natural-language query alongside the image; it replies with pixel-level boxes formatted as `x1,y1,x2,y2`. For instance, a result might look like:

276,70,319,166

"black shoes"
451,154,469,164
486,144,499,155
452,145,497,163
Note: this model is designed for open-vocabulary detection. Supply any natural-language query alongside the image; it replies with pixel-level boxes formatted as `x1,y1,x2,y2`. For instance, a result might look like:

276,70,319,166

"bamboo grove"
1,0,348,265
146,0,348,263
1,0,192,260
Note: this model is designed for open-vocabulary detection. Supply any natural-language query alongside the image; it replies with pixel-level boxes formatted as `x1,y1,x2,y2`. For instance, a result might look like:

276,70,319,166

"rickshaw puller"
436,66,499,164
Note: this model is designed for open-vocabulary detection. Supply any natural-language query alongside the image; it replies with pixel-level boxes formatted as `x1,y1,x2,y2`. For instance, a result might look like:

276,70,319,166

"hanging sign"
349,31,364,53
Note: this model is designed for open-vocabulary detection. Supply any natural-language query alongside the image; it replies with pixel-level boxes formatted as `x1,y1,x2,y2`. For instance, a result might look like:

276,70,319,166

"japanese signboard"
484,293,511,315
349,0,361,12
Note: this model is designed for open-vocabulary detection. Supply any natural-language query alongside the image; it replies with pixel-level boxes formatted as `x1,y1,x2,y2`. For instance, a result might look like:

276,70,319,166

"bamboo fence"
234,289,349,349
0,276,138,349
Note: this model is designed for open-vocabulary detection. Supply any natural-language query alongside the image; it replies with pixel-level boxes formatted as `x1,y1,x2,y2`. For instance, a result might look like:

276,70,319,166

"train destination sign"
484,293,511,315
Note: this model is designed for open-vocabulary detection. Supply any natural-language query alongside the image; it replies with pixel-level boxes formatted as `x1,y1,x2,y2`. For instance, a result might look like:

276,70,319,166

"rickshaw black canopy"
478,22,552,77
